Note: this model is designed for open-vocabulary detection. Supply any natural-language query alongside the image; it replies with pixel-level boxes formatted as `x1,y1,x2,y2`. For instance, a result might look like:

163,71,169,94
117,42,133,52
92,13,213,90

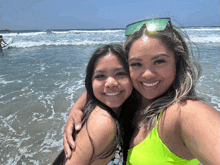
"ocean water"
0,27,219,164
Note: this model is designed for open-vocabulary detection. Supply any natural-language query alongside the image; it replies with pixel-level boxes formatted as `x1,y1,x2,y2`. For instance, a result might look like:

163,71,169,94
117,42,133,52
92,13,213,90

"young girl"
53,44,137,165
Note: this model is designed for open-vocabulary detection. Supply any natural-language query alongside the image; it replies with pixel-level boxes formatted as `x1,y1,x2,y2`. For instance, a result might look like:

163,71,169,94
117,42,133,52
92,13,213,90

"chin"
142,93,162,100
105,102,122,109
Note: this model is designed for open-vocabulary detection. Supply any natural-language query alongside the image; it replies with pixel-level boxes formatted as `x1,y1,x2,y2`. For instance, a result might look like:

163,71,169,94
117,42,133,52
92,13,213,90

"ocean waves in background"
2,29,125,48
0,27,219,165
1,27,220,49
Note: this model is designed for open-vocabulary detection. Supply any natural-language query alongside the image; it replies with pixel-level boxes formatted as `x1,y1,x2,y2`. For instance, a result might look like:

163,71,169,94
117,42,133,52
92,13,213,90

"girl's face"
92,53,132,110
128,37,176,101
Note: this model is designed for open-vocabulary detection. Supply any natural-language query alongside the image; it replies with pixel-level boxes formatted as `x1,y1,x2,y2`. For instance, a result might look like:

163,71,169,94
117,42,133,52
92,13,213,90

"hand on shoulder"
65,106,117,165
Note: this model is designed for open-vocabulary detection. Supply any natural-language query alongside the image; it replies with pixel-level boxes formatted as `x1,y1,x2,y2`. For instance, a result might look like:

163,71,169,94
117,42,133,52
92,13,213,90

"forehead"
128,37,174,59
94,53,123,69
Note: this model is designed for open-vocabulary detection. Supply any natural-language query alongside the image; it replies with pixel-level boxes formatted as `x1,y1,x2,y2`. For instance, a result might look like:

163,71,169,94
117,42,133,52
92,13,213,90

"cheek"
92,81,101,97
163,64,176,84
129,75,140,91
169,63,176,78
129,68,138,83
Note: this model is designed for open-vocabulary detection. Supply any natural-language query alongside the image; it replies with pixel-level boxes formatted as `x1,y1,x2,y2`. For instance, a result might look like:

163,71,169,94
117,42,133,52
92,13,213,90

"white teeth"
142,81,159,87
105,92,120,96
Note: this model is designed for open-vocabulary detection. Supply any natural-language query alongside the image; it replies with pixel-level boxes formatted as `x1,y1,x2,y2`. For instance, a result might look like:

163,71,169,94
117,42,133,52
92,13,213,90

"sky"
0,0,219,30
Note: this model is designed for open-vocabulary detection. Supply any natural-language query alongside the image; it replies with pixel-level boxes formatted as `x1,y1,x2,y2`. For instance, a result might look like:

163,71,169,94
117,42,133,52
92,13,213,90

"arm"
64,91,87,159
1,39,7,45
180,100,220,165
65,107,117,165
3,40,7,45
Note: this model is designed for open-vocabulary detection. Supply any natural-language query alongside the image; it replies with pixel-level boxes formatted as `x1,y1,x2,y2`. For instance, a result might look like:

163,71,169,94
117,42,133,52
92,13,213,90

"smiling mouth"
142,81,159,87
105,92,121,96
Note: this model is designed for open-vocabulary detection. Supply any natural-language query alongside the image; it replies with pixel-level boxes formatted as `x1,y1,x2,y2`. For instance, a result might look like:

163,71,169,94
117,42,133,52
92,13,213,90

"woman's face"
92,53,133,110
128,37,176,100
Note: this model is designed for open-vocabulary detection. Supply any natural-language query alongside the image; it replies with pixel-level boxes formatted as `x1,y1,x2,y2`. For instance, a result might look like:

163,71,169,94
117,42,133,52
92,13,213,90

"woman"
63,18,220,165
53,44,136,165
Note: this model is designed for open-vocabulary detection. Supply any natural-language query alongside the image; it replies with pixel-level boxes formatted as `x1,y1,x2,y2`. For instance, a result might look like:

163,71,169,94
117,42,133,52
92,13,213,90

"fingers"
66,125,76,150
74,111,83,131
63,109,84,159
63,133,72,159
63,117,75,159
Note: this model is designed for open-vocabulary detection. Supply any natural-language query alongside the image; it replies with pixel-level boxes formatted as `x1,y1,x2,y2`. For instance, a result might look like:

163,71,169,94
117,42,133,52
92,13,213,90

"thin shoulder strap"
157,111,163,122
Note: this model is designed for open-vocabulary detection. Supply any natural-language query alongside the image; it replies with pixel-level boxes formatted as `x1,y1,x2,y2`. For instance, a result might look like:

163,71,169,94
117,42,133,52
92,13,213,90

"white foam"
183,27,220,31
1,32,46,37
10,40,121,48
52,29,124,34
0,79,22,85
189,35,220,43
4,27,219,50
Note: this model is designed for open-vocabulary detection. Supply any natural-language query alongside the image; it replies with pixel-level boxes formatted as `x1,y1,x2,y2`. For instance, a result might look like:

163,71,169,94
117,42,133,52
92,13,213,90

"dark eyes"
129,63,142,67
94,71,127,79
116,71,128,76
129,59,166,67
154,59,166,65
94,74,105,79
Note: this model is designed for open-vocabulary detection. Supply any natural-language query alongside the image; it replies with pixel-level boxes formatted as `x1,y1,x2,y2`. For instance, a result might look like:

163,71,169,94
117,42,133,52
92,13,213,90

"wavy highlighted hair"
124,24,202,129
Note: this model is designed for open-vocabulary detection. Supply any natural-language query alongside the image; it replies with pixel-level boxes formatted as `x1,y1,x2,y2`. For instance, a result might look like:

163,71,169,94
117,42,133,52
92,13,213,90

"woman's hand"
63,108,83,159
63,91,87,159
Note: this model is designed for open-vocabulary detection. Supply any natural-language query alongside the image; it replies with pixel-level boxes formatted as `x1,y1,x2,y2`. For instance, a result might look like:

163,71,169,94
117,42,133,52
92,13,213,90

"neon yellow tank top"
126,112,200,165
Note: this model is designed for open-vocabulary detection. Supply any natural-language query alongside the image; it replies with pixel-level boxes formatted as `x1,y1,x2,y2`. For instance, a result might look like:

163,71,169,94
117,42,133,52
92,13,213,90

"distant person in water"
0,35,7,52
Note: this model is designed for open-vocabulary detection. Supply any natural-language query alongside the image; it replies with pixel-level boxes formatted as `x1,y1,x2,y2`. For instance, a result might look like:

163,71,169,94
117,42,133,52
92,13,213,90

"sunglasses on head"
125,18,172,36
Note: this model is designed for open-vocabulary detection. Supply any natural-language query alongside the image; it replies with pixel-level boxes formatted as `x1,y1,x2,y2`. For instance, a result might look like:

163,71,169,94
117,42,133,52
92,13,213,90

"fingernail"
76,125,80,129
66,153,68,158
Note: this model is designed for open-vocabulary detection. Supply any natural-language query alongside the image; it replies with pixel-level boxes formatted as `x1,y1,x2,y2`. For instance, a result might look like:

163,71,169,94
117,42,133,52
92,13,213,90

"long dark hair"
52,44,138,164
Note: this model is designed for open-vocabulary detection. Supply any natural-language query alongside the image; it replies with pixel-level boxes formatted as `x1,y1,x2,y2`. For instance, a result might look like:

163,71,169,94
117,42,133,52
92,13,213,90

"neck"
111,107,122,118
141,96,152,110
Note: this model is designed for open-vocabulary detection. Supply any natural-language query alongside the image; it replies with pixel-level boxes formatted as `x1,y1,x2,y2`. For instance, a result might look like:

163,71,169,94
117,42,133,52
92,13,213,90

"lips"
142,81,159,87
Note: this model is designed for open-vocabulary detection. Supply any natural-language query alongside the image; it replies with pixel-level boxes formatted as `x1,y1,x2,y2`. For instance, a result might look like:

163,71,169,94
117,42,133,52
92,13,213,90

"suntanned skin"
63,52,133,164
64,93,220,165
63,92,86,153
131,100,220,165
64,38,220,165
65,107,117,165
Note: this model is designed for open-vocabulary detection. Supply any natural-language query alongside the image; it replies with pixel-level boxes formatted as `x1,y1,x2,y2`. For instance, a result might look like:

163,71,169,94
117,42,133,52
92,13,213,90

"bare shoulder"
87,106,117,138
162,100,220,164
178,100,220,164
163,100,219,122
174,100,219,138
178,100,219,121
163,100,220,135
65,106,117,165
86,106,117,154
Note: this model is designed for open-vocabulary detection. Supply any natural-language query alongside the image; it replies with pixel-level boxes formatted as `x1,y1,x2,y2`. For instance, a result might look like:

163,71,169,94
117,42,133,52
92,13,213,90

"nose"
142,67,156,79
105,77,118,88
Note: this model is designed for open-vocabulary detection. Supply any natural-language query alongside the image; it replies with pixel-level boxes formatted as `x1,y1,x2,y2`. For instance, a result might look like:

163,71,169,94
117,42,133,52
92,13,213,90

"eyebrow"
115,67,125,71
94,67,125,74
151,54,170,60
128,57,142,62
128,54,170,62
